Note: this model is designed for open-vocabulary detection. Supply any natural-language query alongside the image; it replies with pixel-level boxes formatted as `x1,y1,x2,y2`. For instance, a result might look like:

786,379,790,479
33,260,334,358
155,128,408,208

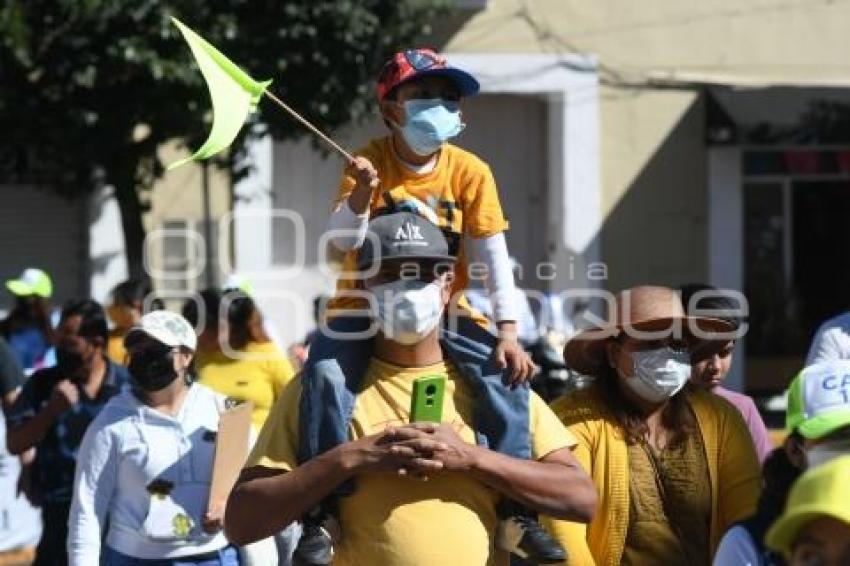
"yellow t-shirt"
248,357,576,566
329,137,510,315
106,329,128,366
197,341,296,431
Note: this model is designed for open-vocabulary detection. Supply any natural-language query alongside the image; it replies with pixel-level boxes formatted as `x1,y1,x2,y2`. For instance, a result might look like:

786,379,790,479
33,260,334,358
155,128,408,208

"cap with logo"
786,360,850,439
765,454,850,557
357,211,456,271
377,48,479,101
124,310,197,351
6,268,52,298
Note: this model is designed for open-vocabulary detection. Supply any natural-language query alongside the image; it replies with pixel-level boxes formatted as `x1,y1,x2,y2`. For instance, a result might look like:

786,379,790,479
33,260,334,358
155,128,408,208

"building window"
160,219,197,293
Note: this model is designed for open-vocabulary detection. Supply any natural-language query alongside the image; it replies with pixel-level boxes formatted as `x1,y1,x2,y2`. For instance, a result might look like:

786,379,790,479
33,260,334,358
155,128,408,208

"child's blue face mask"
397,99,465,156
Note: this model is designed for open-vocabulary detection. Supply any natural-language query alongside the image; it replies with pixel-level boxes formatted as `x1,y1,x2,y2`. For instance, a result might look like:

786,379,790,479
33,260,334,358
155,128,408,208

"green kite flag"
168,18,272,170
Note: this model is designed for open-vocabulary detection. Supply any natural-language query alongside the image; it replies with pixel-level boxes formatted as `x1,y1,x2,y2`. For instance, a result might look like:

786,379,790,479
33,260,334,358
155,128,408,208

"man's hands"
395,423,479,473
495,322,537,385
47,380,79,416
341,423,479,480
346,156,380,214
340,426,444,478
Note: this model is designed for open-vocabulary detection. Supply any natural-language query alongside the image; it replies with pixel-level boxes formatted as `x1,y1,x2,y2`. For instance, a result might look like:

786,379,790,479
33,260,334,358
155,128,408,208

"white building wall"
0,185,88,310
88,186,128,305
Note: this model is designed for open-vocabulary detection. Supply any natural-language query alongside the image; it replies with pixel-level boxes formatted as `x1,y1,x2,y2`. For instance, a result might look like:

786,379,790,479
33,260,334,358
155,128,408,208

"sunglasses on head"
403,49,444,71
380,49,444,81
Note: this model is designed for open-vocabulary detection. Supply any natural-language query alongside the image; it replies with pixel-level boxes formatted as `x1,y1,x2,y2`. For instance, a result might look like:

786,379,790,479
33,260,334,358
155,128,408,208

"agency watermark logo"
139,207,748,362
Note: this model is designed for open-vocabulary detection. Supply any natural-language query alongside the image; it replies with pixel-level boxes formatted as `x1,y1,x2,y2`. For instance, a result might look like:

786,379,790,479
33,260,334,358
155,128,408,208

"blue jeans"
102,545,239,566
297,314,531,472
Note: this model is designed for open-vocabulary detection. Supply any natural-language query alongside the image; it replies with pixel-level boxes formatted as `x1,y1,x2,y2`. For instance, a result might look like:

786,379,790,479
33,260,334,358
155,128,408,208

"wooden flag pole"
265,91,354,161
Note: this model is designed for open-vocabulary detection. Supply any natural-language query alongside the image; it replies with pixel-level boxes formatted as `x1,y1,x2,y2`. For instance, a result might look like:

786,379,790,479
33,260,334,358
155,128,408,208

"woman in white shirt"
68,311,238,566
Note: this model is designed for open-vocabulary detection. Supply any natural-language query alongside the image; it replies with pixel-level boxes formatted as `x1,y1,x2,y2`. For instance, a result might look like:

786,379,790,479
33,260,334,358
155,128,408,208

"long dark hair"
758,442,802,519
594,350,696,448
223,290,267,350
182,289,221,332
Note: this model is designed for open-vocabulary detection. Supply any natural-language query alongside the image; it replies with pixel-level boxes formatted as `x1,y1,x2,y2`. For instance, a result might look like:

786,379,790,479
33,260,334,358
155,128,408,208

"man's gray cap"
357,212,457,270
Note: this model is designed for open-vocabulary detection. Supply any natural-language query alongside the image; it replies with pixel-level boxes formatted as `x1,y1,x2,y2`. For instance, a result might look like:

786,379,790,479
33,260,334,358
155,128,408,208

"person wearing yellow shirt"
225,212,596,566
105,279,161,366
544,286,763,566
183,289,297,565
189,290,295,433
305,48,552,564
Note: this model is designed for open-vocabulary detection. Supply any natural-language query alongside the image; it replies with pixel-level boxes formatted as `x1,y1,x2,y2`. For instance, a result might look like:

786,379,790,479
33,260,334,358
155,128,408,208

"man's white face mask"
370,278,445,345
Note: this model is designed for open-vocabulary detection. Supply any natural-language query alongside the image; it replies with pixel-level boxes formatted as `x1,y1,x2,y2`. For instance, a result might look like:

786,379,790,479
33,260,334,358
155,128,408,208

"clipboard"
208,401,254,513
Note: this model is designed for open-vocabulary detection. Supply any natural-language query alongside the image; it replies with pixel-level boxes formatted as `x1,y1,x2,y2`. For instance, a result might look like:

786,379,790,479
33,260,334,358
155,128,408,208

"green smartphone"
410,375,446,423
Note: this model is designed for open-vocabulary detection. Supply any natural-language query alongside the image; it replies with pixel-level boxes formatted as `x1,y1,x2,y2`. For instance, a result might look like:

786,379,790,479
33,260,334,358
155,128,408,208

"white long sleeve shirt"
327,200,371,252
68,384,229,564
0,411,41,552
806,312,850,365
465,233,518,324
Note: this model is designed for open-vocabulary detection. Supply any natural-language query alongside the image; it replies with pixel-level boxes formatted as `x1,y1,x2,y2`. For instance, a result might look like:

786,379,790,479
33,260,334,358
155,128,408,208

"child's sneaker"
294,515,340,565
497,515,567,564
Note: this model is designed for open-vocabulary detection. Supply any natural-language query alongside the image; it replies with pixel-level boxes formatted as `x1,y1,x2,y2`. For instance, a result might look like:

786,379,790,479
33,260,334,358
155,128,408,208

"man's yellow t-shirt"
248,358,576,566
196,341,296,431
329,137,510,315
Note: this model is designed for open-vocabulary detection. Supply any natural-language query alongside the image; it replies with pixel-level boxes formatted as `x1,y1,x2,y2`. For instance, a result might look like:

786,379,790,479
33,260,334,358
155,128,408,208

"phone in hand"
410,375,446,423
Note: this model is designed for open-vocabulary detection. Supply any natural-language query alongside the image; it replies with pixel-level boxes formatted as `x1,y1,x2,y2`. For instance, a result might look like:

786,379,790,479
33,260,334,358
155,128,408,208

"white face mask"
805,438,850,469
619,346,692,404
370,279,444,345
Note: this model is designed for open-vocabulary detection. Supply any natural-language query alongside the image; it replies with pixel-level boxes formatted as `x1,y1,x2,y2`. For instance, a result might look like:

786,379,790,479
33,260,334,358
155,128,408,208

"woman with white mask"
68,311,239,566
542,286,763,566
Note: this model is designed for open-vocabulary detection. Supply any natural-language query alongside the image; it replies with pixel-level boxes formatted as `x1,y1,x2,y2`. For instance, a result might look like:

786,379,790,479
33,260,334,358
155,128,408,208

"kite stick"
265,91,354,161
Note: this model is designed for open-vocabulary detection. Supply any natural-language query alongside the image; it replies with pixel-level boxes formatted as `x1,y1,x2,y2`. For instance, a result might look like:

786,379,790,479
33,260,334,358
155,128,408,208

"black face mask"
128,347,178,392
56,347,86,377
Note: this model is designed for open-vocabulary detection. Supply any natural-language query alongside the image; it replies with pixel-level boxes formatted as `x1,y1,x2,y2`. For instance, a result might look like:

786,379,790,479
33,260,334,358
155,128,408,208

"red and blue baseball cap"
376,48,480,101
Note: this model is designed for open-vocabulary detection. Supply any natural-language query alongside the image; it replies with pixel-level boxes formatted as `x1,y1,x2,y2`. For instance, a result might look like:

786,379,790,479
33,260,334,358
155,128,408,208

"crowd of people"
0,47,848,566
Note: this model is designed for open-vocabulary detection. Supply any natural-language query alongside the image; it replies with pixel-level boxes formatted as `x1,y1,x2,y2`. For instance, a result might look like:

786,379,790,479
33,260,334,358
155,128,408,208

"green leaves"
0,0,451,185
0,0,450,271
